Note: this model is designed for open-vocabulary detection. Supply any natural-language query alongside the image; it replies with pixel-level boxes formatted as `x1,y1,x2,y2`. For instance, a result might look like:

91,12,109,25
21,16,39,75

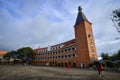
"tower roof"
74,6,90,27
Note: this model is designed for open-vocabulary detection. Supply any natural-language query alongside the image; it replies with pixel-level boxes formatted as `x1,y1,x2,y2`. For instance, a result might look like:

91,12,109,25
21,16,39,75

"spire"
74,6,90,27
78,6,82,12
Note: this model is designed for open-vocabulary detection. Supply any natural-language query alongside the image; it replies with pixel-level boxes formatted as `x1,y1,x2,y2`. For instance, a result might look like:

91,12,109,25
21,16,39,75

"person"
97,63,104,77
68,64,71,71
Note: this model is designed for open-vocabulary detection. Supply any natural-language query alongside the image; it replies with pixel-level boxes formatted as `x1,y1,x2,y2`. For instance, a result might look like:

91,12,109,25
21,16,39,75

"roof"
74,6,90,27
34,47,47,53
51,39,75,47
0,50,7,56
34,39,76,52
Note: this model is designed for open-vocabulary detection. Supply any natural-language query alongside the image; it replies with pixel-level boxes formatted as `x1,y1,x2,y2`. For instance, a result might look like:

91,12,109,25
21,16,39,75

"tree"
3,47,34,64
111,50,120,60
3,52,11,61
17,47,34,62
111,8,120,33
117,50,120,60
3,51,17,59
101,53,110,60
101,50,120,61
110,53,118,61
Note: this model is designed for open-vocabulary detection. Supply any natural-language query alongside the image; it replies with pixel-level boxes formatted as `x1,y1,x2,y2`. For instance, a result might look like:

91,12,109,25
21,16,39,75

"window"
56,52,57,54
45,49,47,52
72,47,75,50
91,47,94,52
88,34,93,45
65,49,67,52
68,55,71,57
61,50,63,53
58,46,60,48
68,48,71,51
58,51,60,53
92,48,94,52
73,54,75,57
38,50,40,53
65,55,67,58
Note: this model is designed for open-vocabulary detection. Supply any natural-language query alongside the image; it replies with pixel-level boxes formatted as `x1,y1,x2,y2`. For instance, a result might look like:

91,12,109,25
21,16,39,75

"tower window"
88,34,91,37
88,34,93,45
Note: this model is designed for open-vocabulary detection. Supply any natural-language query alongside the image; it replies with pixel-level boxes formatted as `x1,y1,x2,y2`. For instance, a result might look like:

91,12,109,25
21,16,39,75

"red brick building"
32,6,98,68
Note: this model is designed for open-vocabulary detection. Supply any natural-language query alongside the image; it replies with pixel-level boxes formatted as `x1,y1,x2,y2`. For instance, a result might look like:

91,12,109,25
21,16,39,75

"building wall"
74,21,97,68
32,8,98,68
32,39,78,67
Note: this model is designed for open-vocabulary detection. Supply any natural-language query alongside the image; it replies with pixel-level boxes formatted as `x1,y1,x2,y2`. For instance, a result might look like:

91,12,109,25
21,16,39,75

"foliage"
101,53,110,60
101,50,120,61
110,53,118,61
3,51,17,59
117,50,120,59
3,47,35,63
17,47,34,61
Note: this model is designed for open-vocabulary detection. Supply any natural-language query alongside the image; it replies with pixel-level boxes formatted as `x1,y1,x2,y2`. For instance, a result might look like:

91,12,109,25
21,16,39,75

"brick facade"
32,7,98,68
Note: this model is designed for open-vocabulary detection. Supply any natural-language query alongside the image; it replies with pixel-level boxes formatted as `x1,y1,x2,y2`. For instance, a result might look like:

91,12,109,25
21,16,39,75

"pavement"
0,65,120,80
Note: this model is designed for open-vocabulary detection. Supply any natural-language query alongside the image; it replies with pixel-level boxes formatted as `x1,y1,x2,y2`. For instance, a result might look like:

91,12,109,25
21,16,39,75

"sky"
0,0,120,57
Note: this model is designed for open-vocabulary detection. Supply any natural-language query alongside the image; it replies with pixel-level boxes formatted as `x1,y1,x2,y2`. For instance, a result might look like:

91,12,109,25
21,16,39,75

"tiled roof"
34,39,76,52
51,39,75,47
0,50,7,56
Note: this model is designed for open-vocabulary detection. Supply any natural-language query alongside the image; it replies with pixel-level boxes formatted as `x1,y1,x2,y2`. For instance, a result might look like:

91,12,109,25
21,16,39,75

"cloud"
0,0,120,57
0,0,75,51
83,0,120,56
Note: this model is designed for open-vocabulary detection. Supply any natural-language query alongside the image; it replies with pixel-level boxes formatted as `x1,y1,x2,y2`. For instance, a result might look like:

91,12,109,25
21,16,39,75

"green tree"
101,53,110,60
17,47,34,62
3,52,11,60
3,51,17,59
110,50,120,61
3,50,18,63
117,50,120,60
110,53,118,61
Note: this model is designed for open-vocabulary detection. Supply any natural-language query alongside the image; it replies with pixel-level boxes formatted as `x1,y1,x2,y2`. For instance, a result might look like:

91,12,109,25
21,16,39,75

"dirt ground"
0,65,120,80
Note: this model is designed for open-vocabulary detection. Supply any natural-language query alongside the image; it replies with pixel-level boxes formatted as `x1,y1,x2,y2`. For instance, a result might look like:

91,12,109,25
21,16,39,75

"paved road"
0,65,120,80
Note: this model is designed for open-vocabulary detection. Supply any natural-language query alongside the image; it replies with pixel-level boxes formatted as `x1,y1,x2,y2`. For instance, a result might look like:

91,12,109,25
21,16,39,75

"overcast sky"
0,0,120,57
